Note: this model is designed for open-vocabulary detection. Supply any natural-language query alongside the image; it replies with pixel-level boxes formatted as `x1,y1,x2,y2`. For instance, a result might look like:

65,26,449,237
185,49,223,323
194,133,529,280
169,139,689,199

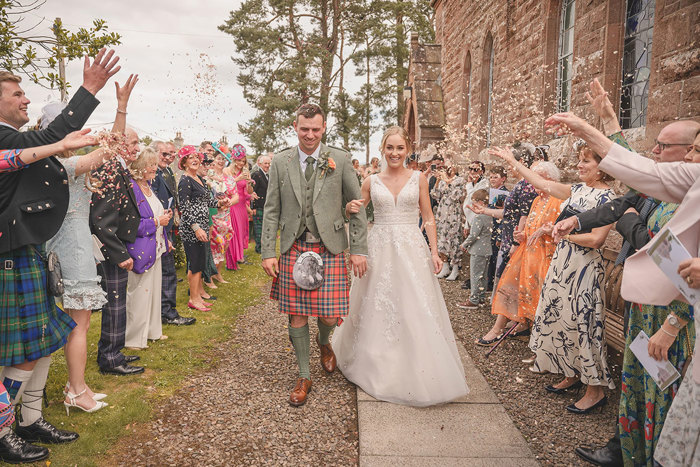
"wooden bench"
602,247,626,361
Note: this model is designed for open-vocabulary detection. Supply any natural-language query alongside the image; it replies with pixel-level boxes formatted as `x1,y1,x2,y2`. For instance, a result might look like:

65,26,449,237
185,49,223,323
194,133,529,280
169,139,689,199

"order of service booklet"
629,330,681,391
646,227,699,304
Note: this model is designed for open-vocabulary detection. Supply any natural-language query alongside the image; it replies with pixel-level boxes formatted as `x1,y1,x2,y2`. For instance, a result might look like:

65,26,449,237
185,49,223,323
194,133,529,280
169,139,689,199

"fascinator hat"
212,142,232,165
231,144,246,160
178,145,203,170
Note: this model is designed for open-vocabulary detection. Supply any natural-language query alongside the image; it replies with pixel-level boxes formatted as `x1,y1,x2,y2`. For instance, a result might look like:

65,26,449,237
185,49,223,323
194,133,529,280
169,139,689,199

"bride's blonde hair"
379,126,413,154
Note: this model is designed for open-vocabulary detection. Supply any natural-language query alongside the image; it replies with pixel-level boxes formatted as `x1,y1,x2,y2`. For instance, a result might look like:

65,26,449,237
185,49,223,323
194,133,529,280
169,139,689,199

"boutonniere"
317,150,336,178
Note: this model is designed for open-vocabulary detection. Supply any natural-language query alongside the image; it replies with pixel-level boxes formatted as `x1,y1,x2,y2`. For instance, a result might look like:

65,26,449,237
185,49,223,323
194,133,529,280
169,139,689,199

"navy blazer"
152,168,175,234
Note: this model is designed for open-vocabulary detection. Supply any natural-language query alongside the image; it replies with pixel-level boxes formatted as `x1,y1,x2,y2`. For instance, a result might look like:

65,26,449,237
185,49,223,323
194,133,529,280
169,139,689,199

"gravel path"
107,287,359,466
441,277,622,466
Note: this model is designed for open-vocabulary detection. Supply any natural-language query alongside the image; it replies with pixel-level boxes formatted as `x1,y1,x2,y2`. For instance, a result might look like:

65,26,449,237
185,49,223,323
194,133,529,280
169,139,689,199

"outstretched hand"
488,146,516,165
82,48,121,96
115,74,139,107
61,128,97,151
585,78,616,122
552,216,579,242
544,112,591,137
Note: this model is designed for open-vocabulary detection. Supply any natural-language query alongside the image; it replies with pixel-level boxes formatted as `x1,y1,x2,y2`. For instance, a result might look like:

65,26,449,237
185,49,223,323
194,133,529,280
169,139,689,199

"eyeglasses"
654,140,692,151
468,167,482,172
161,151,176,156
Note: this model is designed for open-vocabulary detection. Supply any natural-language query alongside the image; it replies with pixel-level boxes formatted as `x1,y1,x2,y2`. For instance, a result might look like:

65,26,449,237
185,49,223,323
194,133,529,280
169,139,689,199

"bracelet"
660,326,678,338
116,109,127,114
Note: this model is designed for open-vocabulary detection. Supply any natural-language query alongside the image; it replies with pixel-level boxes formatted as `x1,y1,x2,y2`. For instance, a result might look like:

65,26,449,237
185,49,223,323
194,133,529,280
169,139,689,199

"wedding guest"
472,162,563,344
460,160,489,288
492,140,617,414
91,126,145,376
251,154,271,254
178,146,227,311
152,141,196,326
224,144,253,268
209,148,238,278
432,165,466,281
456,189,493,308
199,157,221,289
124,148,172,349
46,74,137,414
364,156,381,178
484,165,508,292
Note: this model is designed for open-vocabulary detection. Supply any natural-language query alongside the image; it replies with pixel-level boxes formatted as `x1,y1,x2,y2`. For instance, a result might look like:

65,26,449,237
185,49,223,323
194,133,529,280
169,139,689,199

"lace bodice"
371,171,420,225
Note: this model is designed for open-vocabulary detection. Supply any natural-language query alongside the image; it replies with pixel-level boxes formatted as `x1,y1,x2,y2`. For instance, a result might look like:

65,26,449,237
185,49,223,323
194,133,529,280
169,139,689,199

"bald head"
653,120,700,162
124,127,140,164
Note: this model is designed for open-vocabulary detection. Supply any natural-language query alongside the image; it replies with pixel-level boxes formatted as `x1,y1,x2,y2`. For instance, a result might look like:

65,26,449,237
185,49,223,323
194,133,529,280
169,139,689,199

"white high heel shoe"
64,388,108,415
64,382,107,402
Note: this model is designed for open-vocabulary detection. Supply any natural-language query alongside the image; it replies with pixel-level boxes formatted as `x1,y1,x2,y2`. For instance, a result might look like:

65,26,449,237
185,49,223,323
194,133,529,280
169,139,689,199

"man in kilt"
251,153,271,254
0,51,119,464
261,104,368,407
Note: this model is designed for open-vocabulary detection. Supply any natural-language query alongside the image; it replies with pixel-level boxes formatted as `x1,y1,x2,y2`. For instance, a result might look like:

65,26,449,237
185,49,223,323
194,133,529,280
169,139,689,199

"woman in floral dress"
492,142,617,414
430,166,466,281
209,152,239,277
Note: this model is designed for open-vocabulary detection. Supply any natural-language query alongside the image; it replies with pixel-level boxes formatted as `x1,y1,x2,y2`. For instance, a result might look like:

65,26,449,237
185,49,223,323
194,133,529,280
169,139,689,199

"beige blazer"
599,143,700,383
261,144,368,258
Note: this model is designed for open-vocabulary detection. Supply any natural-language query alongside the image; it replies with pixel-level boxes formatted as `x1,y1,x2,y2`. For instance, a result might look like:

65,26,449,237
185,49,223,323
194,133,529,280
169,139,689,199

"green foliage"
0,1,121,91
140,135,153,146
219,0,434,158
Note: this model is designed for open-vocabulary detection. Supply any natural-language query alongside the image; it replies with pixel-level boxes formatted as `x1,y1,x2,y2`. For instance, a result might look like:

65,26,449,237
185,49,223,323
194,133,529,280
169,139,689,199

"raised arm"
489,147,572,200
0,129,96,172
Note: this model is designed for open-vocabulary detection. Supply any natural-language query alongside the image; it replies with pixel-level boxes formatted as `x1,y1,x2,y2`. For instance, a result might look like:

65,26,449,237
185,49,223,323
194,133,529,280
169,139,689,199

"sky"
20,0,380,160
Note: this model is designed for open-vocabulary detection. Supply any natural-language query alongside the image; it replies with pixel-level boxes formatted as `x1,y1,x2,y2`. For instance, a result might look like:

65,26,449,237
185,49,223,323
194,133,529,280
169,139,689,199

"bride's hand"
432,253,443,275
345,198,365,217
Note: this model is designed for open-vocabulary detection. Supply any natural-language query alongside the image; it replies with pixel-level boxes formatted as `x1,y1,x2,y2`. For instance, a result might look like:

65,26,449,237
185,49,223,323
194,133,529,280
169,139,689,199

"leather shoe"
0,430,49,463
316,334,337,373
15,417,79,444
99,363,145,376
124,355,140,363
289,378,312,407
163,316,196,326
575,444,623,466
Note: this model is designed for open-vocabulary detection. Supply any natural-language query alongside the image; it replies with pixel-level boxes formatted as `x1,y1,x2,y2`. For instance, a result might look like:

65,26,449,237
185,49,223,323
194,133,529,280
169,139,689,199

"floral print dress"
619,201,695,467
529,183,617,388
496,179,537,277
209,173,236,264
431,176,467,266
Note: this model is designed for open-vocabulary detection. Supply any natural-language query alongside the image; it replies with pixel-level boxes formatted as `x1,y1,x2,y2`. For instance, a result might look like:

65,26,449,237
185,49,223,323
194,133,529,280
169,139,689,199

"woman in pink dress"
224,144,253,269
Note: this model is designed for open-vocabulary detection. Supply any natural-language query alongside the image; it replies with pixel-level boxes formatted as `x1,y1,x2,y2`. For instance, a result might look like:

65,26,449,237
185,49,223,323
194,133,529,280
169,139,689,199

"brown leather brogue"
317,334,337,373
289,378,312,407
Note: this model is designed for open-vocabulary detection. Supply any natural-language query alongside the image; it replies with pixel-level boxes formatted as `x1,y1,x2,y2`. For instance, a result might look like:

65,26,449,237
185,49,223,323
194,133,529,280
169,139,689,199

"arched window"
462,51,472,133
619,0,655,129
481,33,494,147
556,0,575,112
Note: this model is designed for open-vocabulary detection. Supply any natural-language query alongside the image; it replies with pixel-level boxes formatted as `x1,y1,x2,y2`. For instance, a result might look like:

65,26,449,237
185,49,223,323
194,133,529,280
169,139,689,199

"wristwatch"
665,314,682,330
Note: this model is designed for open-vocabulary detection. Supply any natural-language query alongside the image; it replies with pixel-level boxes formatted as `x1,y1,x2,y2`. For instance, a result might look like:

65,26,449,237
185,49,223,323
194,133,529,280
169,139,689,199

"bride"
332,126,469,407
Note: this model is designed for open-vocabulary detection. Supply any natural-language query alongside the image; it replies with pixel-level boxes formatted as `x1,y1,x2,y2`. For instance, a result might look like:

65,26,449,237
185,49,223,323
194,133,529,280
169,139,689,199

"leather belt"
299,231,321,243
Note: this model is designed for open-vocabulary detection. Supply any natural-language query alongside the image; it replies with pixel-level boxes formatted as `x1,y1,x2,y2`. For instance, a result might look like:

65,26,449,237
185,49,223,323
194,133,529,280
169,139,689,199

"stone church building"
404,0,698,160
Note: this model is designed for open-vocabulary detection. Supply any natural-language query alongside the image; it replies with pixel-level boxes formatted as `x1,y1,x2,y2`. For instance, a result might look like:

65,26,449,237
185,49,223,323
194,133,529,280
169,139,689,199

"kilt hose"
98,261,128,369
0,246,75,366
160,250,179,321
252,209,264,254
270,239,349,318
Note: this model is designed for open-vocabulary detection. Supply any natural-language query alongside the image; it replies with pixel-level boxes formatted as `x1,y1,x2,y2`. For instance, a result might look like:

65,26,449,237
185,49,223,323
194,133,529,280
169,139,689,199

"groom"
261,103,368,407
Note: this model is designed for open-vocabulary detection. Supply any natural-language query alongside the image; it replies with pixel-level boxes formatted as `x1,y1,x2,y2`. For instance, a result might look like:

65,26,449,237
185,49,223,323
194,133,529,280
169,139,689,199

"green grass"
26,248,268,467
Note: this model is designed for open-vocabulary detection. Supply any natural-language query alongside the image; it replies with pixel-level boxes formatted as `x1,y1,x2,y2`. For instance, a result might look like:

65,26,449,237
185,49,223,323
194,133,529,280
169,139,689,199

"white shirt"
298,144,322,173
462,177,490,229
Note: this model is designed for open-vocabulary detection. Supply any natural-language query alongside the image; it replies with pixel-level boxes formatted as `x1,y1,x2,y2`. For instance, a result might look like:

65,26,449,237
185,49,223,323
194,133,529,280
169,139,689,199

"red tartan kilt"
270,240,349,318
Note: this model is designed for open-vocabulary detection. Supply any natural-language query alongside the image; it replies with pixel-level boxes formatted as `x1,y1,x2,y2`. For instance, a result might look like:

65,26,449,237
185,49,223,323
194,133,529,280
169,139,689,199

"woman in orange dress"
476,161,563,345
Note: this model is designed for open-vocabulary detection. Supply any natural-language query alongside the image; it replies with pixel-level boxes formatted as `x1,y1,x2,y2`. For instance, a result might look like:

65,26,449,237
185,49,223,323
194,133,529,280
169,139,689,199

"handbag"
554,202,584,224
31,246,64,297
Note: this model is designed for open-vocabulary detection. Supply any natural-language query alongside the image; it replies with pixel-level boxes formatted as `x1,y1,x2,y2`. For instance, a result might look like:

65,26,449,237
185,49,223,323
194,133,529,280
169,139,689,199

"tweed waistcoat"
295,163,319,239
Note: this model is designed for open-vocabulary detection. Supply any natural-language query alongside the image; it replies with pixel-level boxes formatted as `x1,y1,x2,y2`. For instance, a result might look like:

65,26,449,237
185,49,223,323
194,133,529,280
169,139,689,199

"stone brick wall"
429,0,699,168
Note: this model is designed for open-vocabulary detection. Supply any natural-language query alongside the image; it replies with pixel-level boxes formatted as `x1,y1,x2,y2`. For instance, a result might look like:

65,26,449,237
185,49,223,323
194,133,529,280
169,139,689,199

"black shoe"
206,296,217,301
163,316,196,326
461,282,470,290
0,430,49,464
545,380,583,394
575,444,623,466
15,417,79,444
177,278,184,282
99,363,145,376
124,355,140,363
566,396,607,414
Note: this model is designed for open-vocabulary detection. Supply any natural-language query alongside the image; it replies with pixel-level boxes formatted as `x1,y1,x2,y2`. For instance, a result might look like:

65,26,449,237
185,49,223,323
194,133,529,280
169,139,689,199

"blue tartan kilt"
0,246,76,366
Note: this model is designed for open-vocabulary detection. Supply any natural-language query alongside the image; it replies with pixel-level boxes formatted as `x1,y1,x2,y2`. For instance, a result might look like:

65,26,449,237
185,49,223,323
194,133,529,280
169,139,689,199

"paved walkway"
357,342,540,466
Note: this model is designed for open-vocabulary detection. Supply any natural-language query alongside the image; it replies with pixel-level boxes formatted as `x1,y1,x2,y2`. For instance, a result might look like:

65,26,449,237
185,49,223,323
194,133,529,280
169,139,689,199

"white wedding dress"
332,171,469,406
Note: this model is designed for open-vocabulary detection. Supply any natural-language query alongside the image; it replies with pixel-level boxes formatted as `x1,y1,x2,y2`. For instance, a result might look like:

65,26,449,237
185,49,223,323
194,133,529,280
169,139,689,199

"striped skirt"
0,246,76,366
270,240,349,318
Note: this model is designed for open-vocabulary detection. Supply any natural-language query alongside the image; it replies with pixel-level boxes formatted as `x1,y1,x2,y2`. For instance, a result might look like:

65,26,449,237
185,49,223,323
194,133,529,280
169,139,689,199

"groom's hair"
296,103,325,122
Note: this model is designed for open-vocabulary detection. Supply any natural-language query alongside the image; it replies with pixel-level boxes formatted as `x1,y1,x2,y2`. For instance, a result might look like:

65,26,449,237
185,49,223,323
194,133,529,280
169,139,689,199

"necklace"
137,180,152,196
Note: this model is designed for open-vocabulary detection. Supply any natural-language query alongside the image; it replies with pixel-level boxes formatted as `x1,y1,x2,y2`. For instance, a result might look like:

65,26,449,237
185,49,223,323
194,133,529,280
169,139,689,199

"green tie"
304,156,315,181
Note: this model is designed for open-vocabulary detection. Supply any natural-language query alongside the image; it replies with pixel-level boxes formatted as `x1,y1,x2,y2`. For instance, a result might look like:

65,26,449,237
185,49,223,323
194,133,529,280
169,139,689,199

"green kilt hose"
270,239,349,318
252,208,264,253
0,246,75,366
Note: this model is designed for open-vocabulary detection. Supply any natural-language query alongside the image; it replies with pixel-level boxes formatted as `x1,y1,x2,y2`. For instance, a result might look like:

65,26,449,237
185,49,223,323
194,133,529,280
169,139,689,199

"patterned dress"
529,183,617,388
618,202,695,466
209,173,235,264
496,179,537,277
431,176,467,265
